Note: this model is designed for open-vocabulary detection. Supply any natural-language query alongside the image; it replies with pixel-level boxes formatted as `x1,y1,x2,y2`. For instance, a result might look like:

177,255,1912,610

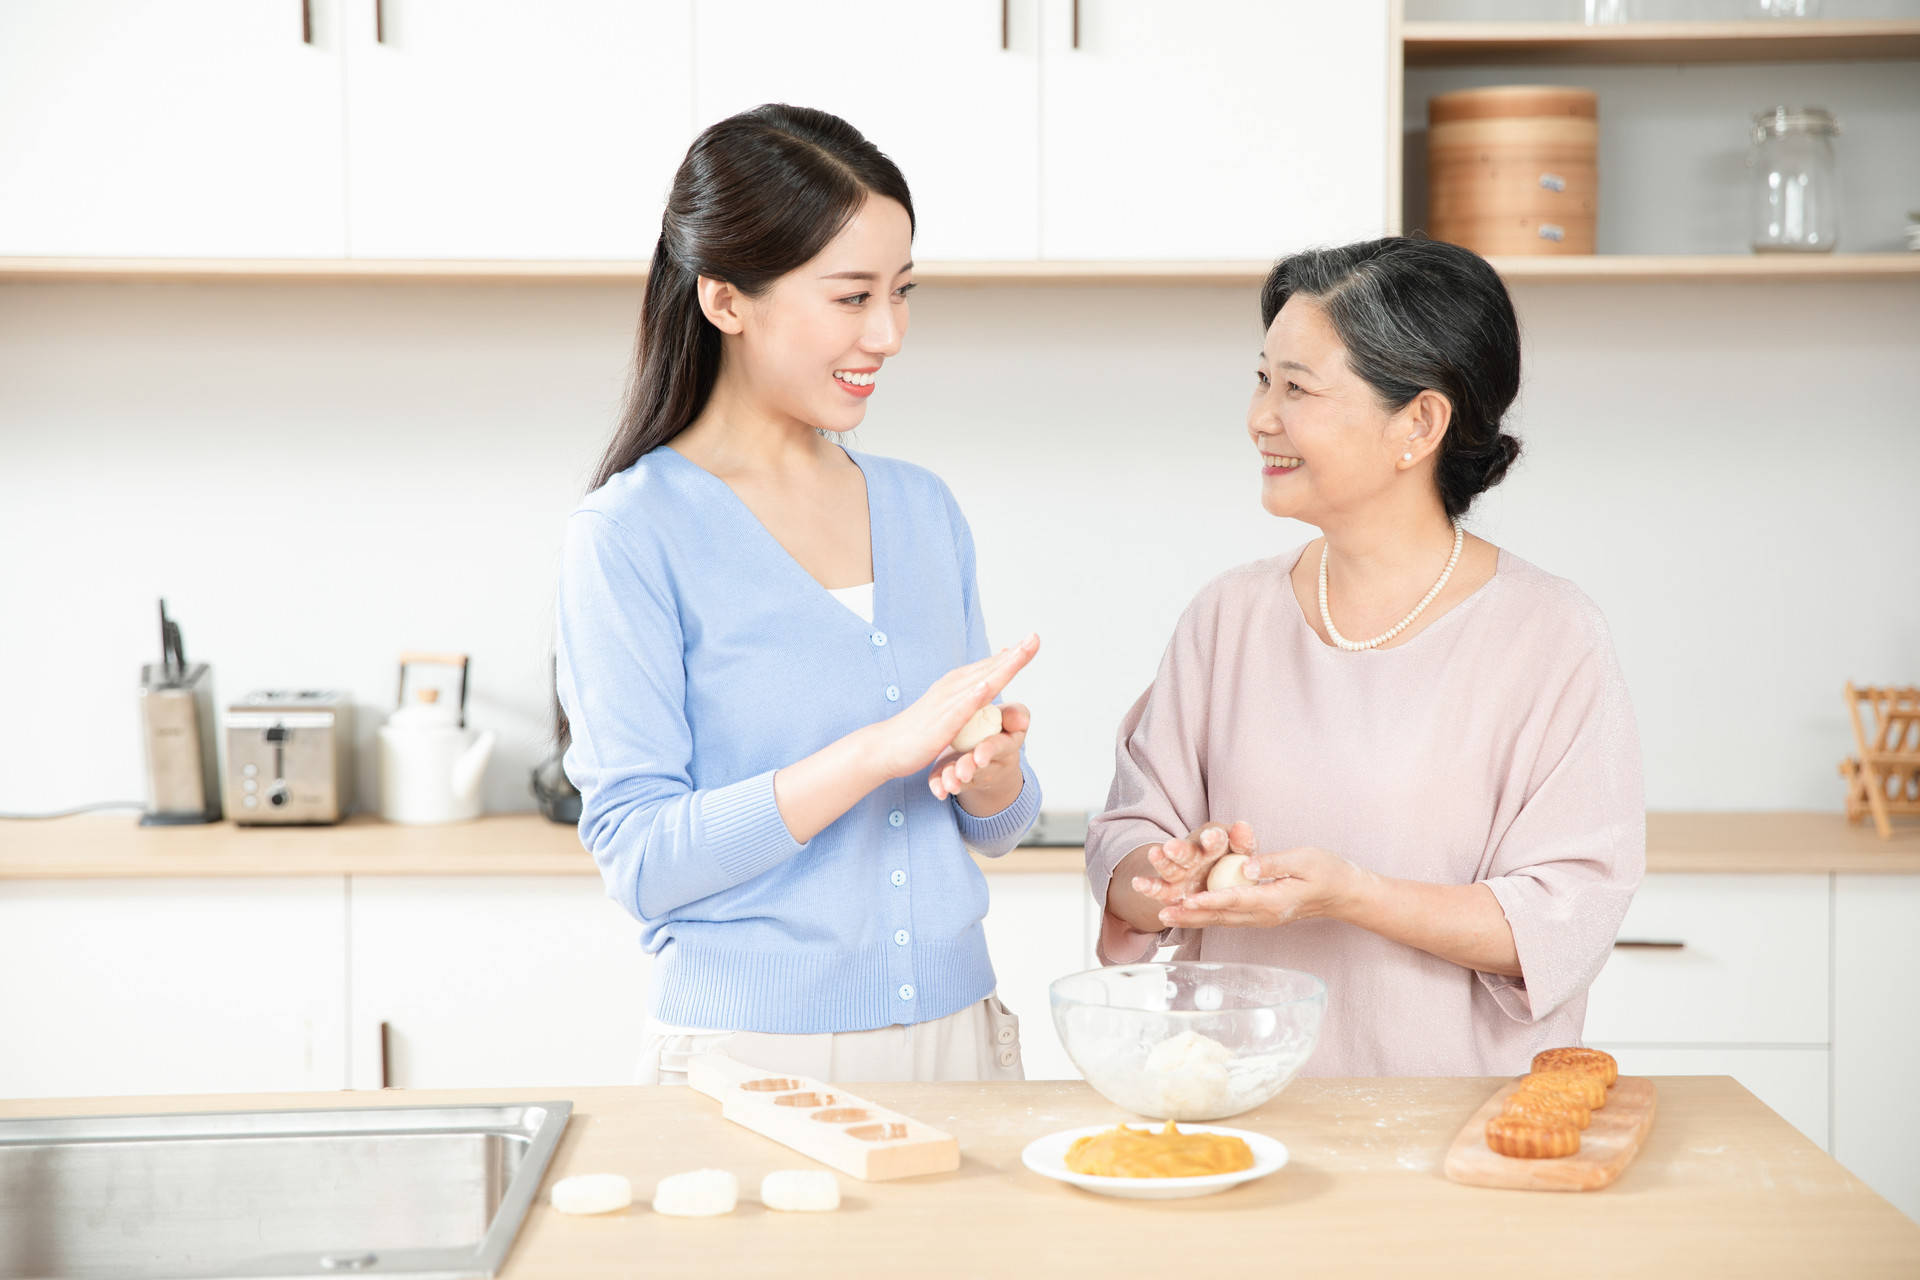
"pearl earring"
1402,452,1413,462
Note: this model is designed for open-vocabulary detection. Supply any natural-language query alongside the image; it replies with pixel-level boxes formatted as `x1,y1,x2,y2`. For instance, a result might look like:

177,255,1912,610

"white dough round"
950,704,1002,753
652,1168,738,1217
549,1173,633,1215
759,1169,841,1212
1207,853,1255,891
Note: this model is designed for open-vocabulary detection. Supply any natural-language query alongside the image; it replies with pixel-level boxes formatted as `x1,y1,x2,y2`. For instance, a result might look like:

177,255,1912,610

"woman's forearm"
771,726,892,845
1340,872,1523,978
1104,845,1171,933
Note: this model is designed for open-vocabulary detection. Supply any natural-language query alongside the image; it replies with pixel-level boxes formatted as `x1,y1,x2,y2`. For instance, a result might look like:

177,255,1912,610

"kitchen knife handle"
374,0,385,44
1613,939,1686,950
300,0,312,44
379,1021,392,1088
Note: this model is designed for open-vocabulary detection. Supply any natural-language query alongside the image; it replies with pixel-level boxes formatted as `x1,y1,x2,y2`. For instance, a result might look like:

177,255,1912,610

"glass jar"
1749,107,1840,253
1584,0,1629,24
1751,0,1824,16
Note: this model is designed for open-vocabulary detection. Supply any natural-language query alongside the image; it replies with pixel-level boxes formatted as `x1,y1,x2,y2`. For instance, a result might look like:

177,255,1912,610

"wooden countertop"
1,810,1917,880
4,1077,1914,1277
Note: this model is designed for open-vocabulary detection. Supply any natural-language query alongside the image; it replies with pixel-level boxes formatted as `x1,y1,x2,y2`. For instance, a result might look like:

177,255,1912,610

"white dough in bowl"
950,704,1002,753
760,1169,841,1212
653,1168,738,1217
1142,1029,1235,1117
549,1173,633,1215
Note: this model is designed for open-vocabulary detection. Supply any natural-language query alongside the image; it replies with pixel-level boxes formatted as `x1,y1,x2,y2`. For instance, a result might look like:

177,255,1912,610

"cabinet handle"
375,0,385,44
1071,0,1079,49
379,1020,392,1088
1000,0,1008,50
1613,939,1686,950
300,0,311,44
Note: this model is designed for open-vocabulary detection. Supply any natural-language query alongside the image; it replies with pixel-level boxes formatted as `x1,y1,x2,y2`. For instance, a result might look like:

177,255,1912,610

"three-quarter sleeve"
556,510,808,925
1085,590,1218,964
1476,613,1646,1023
943,482,1041,856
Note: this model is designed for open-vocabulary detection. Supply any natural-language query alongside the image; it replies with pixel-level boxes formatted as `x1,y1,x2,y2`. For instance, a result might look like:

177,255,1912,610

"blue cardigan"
556,445,1042,1033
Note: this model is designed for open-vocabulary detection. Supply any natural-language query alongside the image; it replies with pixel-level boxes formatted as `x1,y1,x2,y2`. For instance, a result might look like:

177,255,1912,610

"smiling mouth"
1261,453,1303,471
833,370,877,387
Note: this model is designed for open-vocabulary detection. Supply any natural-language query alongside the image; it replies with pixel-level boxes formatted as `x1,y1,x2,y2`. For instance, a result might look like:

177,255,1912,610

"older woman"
1087,237,1644,1077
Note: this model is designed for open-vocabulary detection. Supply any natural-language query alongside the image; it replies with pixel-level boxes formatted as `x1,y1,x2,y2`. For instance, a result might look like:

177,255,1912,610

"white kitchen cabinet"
347,876,650,1089
980,870,1099,1080
691,0,1041,262
0,878,348,1098
1037,0,1391,260
343,0,692,259
0,0,348,257
1833,875,1920,1225
1590,1045,1831,1151
1584,874,1830,1046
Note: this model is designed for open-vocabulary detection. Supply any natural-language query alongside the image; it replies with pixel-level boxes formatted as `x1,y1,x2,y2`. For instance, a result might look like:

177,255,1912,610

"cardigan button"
898,984,915,1002
888,810,904,828
894,929,910,946
871,631,888,647
889,869,907,888
885,685,900,702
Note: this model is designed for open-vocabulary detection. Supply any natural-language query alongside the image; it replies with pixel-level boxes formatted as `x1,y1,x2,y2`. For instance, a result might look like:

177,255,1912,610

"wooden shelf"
4,254,1917,286
1404,19,1920,66
1487,253,1920,281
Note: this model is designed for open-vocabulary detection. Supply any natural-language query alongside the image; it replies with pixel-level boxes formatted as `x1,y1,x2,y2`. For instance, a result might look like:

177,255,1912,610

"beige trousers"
637,994,1025,1086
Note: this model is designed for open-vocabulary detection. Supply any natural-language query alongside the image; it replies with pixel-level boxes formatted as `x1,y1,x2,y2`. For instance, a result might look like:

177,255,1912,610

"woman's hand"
862,634,1040,782
1154,845,1368,930
930,702,1029,811
1128,821,1259,909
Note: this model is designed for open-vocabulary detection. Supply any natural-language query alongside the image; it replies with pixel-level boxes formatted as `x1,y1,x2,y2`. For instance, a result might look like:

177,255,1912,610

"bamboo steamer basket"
1428,86,1598,256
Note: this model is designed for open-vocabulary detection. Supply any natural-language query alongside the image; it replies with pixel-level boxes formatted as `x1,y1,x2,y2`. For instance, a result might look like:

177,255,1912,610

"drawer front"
1583,874,1829,1046
1590,1044,1830,1151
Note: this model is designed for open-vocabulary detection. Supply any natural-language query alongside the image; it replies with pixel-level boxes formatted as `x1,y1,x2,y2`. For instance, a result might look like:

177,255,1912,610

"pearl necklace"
1318,521,1464,652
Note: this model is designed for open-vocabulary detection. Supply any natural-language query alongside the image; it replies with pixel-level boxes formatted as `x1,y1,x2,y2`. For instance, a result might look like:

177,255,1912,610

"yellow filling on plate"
1064,1121,1255,1178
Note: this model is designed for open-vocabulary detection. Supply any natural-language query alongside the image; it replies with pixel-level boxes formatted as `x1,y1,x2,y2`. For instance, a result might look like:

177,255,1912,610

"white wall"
2,277,1916,819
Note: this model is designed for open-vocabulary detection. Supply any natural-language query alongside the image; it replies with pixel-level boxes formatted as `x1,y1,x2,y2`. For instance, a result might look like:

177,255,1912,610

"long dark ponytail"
588,104,915,492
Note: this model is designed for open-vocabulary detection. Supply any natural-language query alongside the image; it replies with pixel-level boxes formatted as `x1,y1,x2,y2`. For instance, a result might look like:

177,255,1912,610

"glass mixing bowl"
1050,962,1326,1121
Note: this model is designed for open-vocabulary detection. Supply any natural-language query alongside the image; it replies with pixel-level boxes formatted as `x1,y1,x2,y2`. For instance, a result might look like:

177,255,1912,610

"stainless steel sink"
0,1101,570,1280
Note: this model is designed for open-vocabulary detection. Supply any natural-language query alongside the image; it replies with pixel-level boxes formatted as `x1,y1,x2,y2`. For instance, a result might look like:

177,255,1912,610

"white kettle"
377,653,495,825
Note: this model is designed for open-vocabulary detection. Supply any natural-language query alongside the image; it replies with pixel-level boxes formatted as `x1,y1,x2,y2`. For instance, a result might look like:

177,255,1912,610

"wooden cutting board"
1443,1076,1657,1192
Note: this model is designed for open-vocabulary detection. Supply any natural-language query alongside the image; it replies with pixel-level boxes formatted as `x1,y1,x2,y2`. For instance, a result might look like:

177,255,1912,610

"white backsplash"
2,278,1916,817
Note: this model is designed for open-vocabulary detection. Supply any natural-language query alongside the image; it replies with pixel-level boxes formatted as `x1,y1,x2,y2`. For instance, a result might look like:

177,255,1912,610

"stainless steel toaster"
224,690,354,824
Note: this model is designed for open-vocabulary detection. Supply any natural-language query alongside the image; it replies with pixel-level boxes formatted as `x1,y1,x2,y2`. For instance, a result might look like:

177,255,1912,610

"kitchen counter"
5,1076,1915,1277
1,810,1917,879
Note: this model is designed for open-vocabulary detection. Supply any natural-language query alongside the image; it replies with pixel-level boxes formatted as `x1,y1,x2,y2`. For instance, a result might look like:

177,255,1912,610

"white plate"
1020,1123,1288,1200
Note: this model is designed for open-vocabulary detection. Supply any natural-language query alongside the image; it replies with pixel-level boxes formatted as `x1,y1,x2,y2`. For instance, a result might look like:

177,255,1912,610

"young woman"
1089,236,1644,1077
556,105,1042,1085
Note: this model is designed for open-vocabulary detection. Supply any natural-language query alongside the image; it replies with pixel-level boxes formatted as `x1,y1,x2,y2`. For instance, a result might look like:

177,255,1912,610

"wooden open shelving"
4,253,1917,286
1404,18,1920,67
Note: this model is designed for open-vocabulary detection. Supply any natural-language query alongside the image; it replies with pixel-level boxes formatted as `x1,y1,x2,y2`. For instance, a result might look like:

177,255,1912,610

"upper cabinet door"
692,0,1040,262
343,0,692,259
1039,0,1391,261
0,0,348,257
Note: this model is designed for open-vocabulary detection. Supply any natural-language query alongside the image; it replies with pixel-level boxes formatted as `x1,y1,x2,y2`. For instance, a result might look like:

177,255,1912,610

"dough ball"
1142,1030,1235,1118
760,1169,841,1212
652,1168,738,1217
950,704,1003,753
549,1172,633,1215
1207,853,1255,892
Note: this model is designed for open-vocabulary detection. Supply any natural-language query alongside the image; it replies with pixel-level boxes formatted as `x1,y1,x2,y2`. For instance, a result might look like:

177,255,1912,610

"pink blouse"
1085,544,1645,1077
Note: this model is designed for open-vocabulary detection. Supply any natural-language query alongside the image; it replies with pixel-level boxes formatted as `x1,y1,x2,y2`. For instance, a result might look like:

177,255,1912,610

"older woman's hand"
1129,821,1259,907
1155,846,1368,930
